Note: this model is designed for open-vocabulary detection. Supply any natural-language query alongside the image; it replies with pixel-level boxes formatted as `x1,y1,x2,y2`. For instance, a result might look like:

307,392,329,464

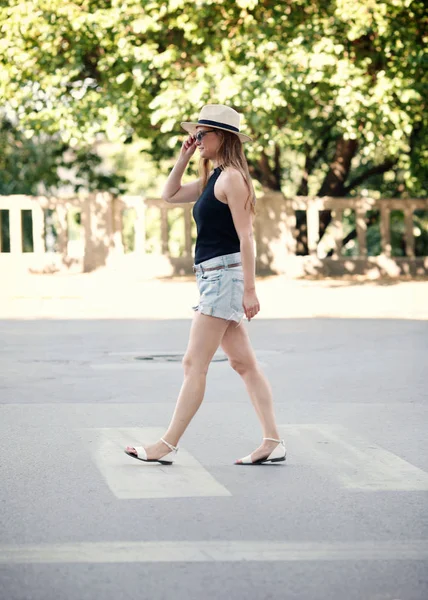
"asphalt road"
1,317,427,600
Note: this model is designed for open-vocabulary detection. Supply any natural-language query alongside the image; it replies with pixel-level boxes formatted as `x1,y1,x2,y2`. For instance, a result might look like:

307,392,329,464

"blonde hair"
198,130,256,215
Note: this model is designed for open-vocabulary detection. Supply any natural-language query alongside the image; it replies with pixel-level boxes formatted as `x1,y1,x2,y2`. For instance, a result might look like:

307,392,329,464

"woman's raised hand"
179,134,197,161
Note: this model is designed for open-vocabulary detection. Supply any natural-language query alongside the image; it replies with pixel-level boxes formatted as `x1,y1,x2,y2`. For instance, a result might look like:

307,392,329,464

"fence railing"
287,196,425,259
1,193,427,276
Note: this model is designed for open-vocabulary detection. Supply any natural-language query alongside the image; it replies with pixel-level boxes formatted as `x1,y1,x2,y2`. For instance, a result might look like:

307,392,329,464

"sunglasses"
194,129,217,143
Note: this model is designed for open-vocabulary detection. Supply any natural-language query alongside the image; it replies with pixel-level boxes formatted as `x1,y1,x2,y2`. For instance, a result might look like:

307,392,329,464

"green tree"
1,0,426,233
0,115,127,195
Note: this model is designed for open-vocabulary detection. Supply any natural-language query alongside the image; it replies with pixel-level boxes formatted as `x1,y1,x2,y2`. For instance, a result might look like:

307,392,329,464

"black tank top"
192,166,240,264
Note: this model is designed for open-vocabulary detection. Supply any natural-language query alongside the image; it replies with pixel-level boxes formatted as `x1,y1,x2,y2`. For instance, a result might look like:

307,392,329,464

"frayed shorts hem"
192,304,244,325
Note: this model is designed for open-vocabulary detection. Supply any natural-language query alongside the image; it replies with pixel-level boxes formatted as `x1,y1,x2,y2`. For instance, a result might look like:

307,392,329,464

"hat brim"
181,122,252,143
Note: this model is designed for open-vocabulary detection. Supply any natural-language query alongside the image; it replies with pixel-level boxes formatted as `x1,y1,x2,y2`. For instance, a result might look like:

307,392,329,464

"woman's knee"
229,356,257,376
182,353,209,376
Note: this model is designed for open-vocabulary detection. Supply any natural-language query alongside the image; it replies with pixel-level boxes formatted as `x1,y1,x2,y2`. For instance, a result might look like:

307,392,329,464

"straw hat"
181,104,252,143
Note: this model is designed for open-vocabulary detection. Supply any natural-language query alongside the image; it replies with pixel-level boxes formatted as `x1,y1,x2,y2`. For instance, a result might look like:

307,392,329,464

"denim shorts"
192,252,245,324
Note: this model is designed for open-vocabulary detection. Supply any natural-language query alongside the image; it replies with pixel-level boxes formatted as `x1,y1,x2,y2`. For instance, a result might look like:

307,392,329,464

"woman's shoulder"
221,165,241,175
219,166,247,190
220,166,246,181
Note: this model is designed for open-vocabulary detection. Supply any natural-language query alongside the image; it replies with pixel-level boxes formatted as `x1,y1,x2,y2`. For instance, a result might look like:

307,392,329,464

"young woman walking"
125,104,286,465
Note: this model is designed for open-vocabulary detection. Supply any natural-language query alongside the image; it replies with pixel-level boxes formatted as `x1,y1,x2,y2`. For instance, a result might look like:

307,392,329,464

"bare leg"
126,312,230,459
220,321,282,463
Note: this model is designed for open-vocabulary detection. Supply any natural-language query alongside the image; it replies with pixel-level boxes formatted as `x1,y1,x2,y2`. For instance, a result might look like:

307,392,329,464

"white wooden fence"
1,193,427,277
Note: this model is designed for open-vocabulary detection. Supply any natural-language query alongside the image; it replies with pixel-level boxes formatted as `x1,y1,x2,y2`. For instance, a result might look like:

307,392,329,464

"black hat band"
198,119,240,133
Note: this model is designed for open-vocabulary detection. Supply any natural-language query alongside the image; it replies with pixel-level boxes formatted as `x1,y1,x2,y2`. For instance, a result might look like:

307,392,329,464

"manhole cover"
134,353,227,363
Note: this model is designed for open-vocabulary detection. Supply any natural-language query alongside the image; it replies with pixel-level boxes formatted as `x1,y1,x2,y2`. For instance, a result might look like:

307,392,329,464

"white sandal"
124,437,178,465
235,437,287,465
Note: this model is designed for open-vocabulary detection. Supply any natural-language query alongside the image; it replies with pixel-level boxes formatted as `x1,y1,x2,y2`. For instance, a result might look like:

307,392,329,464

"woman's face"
194,126,221,161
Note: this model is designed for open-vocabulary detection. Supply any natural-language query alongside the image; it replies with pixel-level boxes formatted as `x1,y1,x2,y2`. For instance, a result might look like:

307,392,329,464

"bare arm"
218,169,260,321
162,135,201,204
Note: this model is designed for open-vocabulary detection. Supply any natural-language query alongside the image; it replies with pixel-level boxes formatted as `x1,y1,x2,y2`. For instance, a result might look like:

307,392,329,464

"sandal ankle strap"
160,437,178,452
263,437,282,443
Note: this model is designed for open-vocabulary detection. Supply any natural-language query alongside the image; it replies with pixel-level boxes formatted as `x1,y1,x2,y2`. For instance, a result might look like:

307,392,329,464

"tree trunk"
249,150,282,191
314,136,359,246
296,134,332,197
318,136,358,197
297,154,310,196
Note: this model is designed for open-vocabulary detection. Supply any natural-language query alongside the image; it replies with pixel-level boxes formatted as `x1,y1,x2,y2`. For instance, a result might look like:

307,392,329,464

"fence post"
56,203,68,256
83,192,112,272
133,198,145,255
356,206,368,257
404,206,415,258
160,206,169,255
32,204,45,255
284,202,297,256
307,199,319,256
10,207,22,254
380,206,391,257
330,209,343,258
111,197,125,255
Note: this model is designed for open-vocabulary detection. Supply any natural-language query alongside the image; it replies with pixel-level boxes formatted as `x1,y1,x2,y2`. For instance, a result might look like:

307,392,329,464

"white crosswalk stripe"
281,424,428,491
84,427,231,499
84,425,428,498
1,540,427,564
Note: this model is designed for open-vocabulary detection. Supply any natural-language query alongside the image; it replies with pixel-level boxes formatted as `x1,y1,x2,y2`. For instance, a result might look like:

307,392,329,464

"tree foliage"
1,0,427,200
0,116,127,195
